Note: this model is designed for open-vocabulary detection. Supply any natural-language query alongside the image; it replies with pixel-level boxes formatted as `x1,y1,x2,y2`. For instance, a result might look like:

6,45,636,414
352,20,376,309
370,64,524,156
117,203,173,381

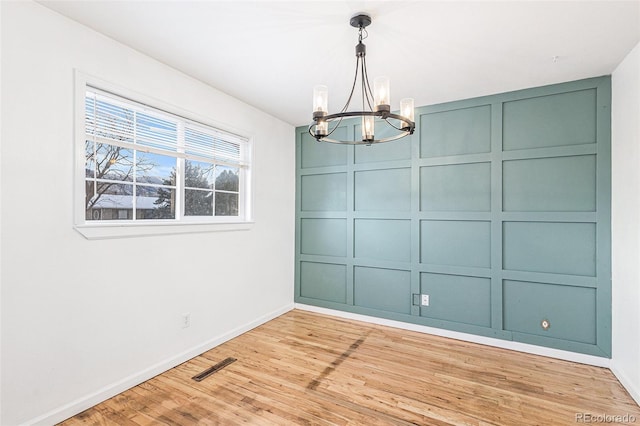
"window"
80,86,252,233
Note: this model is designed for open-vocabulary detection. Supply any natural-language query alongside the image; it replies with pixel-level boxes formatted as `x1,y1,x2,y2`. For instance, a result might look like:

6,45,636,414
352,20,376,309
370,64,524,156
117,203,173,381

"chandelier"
309,13,415,145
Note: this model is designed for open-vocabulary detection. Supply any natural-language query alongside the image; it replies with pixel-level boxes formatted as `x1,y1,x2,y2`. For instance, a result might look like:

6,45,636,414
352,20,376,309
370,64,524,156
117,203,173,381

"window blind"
85,88,248,167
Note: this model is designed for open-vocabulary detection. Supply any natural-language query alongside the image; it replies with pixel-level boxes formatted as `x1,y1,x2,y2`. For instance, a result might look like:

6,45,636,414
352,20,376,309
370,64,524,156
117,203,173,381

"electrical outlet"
421,294,430,306
182,313,191,329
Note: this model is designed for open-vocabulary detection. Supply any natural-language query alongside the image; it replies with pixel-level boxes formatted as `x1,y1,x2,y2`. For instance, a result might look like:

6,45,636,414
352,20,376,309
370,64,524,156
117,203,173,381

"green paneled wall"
295,76,611,357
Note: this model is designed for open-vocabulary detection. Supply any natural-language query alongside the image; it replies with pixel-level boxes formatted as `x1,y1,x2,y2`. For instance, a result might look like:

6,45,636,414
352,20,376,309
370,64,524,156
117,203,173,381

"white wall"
0,2,295,425
611,40,640,405
0,0,3,422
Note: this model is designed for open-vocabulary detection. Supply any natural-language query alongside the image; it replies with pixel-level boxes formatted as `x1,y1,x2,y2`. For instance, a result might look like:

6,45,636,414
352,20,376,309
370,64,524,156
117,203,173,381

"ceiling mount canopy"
309,13,415,145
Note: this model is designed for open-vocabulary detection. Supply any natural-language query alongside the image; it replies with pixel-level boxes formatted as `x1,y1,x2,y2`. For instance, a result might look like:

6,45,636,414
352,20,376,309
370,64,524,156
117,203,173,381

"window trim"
74,70,254,239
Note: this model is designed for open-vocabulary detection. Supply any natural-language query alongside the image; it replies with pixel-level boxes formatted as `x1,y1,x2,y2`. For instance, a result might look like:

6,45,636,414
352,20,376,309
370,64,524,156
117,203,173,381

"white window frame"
74,71,254,239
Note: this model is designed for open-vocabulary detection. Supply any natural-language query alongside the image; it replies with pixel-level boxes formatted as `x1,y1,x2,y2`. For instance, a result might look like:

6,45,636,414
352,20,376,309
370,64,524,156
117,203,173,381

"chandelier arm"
308,115,346,141
384,117,404,131
316,130,409,145
340,56,361,114
308,115,347,140
385,112,416,133
309,112,353,140
324,115,346,138
361,56,375,110
361,61,366,111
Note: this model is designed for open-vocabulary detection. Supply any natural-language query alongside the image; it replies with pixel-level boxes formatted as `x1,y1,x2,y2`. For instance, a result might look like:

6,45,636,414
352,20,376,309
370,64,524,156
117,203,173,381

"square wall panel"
420,162,491,211
300,127,348,168
503,280,596,344
503,155,596,212
300,262,346,303
355,126,411,164
421,220,490,268
300,219,347,257
355,168,411,211
503,222,596,277
354,219,411,262
300,173,347,211
420,105,491,158
420,273,491,327
503,89,596,151
354,267,411,314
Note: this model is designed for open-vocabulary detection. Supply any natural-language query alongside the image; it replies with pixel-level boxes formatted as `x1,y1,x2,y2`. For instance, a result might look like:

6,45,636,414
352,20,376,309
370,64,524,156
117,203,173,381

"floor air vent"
192,357,237,382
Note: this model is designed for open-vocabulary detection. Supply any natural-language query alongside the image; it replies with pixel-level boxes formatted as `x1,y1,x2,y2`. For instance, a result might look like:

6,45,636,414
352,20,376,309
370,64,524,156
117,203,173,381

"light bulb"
316,120,328,137
400,98,415,123
362,116,374,141
374,76,390,108
313,85,328,113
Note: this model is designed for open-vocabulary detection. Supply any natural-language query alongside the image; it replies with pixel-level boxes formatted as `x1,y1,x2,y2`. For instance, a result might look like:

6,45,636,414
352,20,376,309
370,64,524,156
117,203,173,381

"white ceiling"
40,1,640,127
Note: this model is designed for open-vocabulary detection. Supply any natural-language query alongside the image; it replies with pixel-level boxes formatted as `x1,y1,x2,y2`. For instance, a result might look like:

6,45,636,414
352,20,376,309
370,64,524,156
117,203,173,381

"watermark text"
576,413,637,423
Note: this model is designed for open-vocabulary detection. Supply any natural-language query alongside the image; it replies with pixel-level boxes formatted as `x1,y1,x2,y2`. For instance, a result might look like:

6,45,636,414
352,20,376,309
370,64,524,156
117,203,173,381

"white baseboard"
611,363,640,406
26,303,295,426
295,304,611,368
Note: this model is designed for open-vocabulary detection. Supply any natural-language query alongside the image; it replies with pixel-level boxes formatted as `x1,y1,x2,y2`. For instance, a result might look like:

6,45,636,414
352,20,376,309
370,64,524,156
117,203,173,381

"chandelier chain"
358,26,368,43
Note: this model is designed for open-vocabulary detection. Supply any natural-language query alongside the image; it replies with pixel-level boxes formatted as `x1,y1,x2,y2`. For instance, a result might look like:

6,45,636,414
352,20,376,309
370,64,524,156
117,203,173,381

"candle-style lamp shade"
313,85,328,115
362,115,374,141
400,98,415,130
374,76,390,112
316,120,328,137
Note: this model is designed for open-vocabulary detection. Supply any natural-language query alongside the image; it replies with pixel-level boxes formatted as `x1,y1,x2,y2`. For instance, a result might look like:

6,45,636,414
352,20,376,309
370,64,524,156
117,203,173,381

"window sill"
74,221,254,240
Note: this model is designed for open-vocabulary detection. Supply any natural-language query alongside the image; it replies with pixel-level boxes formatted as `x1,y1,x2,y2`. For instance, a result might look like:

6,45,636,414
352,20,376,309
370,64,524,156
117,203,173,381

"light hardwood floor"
61,310,640,425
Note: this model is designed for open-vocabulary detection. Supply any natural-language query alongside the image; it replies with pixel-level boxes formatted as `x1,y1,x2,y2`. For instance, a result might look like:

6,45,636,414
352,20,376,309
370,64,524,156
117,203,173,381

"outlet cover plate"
421,294,430,306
